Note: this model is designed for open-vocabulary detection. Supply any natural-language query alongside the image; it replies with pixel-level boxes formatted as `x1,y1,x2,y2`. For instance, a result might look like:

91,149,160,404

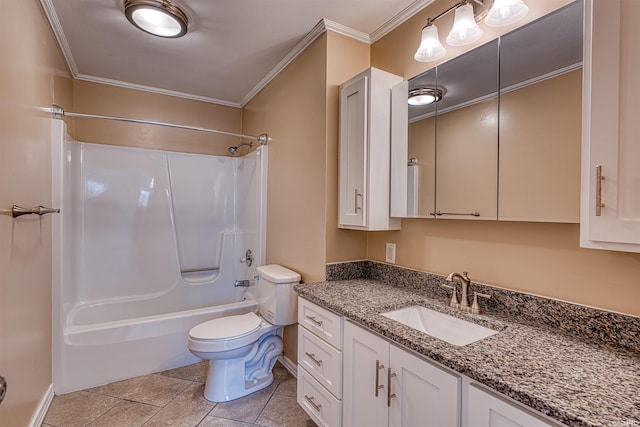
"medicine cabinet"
391,1,583,223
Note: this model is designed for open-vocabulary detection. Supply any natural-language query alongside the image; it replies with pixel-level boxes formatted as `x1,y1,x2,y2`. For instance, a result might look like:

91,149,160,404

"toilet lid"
189,312,262,341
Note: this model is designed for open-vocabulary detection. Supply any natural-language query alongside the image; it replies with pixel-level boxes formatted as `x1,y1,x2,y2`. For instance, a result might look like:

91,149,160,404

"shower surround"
50,120,268,393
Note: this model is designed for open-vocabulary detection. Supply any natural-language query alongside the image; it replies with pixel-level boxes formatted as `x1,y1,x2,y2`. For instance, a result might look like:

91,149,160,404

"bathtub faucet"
234,279,251,287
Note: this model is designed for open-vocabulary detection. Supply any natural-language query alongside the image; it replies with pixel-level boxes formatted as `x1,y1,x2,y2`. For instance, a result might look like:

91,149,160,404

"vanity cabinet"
339,67,402,230
297,298,344,427
580,0,640,252
467,385,560,427
343,321,460,427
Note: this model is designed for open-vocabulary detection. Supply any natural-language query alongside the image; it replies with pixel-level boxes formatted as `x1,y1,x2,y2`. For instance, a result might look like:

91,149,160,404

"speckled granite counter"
295,279,640,427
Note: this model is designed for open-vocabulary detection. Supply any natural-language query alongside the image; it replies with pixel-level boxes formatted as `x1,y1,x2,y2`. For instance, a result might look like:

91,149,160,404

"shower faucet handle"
240,249,253,267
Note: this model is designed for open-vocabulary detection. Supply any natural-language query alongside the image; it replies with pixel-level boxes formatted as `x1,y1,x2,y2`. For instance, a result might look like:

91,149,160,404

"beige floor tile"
159,361,207,383
144,382,215,427
89,374,191,406
43,391,123,427
207,381,278,423
274,373,296,397
86,400,159,426
256,394,315,427
198,416,255,427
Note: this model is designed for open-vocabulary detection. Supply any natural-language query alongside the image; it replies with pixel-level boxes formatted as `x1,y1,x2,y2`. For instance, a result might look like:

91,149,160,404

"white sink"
381,305,498,346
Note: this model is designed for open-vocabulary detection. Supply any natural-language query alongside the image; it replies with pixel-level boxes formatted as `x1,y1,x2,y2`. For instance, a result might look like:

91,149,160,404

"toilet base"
201,332,283,402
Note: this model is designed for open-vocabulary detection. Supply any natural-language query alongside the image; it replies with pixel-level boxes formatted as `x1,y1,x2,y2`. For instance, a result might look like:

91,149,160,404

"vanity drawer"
298,297,343,349
298,365,342,427
298,325,342,398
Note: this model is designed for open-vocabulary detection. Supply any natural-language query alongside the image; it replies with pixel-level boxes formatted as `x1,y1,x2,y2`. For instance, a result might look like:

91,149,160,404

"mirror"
498,1,583,222
392,1,583,221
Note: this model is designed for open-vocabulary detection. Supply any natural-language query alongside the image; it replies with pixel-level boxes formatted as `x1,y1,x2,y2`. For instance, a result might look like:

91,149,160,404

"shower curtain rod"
47,105,269,144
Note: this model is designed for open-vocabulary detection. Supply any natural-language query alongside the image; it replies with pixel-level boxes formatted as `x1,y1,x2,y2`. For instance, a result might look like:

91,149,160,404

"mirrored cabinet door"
434,40,499,220
498,1,583,223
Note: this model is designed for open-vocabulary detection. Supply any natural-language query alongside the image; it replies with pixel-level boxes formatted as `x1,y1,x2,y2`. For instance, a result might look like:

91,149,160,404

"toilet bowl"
187,264,300,402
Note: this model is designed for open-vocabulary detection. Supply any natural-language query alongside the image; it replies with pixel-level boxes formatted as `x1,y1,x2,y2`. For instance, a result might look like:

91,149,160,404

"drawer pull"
305,352,323,366
387,368,396,407
595,165,605,216
305,315,323,327
375,359,385,397
305,394,322,412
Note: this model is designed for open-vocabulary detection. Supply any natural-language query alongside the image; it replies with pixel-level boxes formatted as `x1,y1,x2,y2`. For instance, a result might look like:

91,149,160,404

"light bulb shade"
408,87,443,106
485,0,529,27
125,0,188,38
414,24,446,62
446,3,483,46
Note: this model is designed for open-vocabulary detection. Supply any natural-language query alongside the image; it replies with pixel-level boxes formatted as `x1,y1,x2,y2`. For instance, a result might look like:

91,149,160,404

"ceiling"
41,0,433,107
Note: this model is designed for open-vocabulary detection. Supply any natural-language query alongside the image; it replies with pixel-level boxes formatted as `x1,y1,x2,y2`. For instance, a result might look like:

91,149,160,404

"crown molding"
323,19,370,44
370,0,436,43
76,75,242,108
40,0,79,76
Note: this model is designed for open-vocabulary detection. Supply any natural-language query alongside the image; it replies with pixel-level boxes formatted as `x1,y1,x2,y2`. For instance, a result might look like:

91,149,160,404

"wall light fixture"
124,0,189,38
414,0,529,62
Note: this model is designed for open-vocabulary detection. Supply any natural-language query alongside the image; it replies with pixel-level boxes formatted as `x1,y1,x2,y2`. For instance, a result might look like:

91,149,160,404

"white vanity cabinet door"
343,321,461,427
338,67,402,231
343,321,390,427
467,385,559,427
581,0,640,252
388,344,459,427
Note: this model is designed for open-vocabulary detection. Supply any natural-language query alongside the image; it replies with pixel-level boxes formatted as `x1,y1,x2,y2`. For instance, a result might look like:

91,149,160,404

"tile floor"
43,361,316,427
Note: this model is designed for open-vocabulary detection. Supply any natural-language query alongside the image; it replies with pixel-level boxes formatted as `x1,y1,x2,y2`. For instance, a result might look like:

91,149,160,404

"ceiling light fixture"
414,0,529,62
124,0,189,38
408,87,443,106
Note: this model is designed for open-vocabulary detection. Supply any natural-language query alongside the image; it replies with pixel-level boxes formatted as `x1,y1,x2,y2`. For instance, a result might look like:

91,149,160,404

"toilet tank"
256,264,301,326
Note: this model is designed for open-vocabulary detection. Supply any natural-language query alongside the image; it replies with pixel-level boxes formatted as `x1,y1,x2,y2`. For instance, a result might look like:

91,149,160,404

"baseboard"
29,383,54,427
278,355,297,378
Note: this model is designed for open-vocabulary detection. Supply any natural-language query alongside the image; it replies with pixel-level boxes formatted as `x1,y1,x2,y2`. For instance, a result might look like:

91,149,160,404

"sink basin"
381,305,498,346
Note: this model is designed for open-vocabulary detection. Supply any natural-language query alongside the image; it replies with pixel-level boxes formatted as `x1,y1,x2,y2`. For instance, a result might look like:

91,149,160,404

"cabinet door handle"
387,368,396,407
375,359,385,397
355,189,362,213
305,352,322,366
305,315,323,327
304,394,322,412
595,165,604,216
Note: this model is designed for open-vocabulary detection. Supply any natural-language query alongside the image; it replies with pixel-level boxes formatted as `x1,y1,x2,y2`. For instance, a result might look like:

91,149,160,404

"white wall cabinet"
467,385,560,427
342,321,460,427
297,298,344,427
339,68,402,231
581,0,640,252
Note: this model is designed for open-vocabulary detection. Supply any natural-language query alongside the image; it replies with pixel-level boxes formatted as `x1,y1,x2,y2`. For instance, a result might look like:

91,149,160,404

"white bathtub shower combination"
51,120,268,393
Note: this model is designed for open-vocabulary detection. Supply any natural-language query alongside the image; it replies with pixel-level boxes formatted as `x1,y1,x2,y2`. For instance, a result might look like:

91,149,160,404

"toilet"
187,264,300,402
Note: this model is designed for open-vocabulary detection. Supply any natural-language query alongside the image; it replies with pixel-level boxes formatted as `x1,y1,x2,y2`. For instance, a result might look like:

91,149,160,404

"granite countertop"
295,279,640,427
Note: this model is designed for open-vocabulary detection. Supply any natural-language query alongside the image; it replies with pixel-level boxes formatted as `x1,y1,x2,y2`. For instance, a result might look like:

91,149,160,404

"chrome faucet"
446,271,471,312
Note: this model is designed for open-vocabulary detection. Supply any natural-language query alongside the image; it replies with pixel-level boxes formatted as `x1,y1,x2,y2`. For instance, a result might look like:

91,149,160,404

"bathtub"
50,119,268,393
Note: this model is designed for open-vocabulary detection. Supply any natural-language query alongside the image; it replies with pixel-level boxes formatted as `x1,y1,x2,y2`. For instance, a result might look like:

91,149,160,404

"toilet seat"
189,312,262,341
188,312,276,353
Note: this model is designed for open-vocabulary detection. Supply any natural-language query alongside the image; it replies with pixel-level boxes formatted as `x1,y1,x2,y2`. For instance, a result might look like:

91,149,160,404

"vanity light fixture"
414,0,529,62
485,0,529,27
124,0,189,38
408,87,443,106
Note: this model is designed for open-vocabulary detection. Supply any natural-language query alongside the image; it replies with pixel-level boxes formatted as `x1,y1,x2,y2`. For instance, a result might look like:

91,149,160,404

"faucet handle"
441,284,460,309
470,292,491,315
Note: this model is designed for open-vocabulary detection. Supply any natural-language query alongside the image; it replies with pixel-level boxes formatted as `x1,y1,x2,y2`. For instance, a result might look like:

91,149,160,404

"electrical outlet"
385,243,396,264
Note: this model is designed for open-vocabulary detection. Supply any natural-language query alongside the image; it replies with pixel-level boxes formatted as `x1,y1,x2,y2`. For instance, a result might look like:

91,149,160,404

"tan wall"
0,1,72,425
72,80,242,156
325,32,370,263
369,1,640,317
243,35,329,362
